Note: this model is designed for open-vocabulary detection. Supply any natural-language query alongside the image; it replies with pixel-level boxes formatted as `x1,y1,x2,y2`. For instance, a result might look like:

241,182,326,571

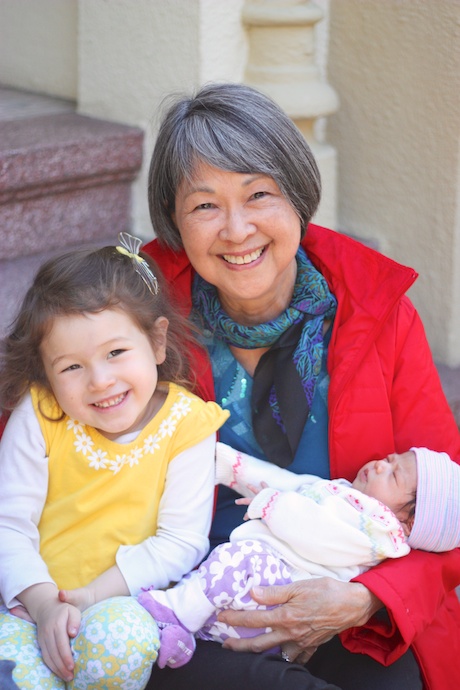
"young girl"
138,442,460,669
0,234,229,690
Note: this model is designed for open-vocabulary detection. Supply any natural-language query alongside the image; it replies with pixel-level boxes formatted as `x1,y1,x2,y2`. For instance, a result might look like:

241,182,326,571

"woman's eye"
253,191,267,199
196,202,213,210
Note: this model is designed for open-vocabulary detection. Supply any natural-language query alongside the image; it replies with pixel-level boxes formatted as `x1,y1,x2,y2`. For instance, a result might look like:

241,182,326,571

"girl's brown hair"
0,244,199,411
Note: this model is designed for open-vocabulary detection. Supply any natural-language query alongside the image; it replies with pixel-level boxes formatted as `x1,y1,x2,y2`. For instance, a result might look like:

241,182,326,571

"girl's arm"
0,396,80,682
114,434,217,594
0,394,56,607
59,565,128,611
216,441,322,496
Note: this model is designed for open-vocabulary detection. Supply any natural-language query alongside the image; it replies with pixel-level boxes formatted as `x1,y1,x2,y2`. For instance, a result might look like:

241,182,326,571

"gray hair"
148,82,321,250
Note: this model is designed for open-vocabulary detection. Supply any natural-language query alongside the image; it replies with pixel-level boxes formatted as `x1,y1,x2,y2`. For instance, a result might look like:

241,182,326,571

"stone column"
242,0,338,228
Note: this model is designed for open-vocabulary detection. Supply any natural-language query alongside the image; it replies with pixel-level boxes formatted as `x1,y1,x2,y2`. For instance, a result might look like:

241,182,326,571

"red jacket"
144,224,460,690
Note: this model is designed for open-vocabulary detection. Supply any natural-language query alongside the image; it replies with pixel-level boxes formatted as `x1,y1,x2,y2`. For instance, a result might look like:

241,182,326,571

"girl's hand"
59,586,96,613
9,604,34,623
35,598,81,682
218,578,382,661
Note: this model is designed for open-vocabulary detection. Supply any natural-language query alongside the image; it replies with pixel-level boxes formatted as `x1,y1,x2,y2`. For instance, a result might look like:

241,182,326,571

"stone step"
0,85,143,333
0,89,143,260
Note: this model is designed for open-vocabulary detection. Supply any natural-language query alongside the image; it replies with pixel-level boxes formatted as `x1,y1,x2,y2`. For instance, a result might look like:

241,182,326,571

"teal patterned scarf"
192,247,337,466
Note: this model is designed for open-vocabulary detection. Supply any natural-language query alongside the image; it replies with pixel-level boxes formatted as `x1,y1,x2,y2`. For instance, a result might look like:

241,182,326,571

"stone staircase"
0,85,143,335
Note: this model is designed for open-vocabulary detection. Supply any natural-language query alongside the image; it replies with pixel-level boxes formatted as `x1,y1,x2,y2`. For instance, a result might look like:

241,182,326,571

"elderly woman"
143,83,460,690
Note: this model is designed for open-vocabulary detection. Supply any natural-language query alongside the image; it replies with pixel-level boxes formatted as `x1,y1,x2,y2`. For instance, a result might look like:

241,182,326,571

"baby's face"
352,451,417,517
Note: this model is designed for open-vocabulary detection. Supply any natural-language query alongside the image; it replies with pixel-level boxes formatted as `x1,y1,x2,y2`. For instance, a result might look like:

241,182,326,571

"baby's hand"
59,586,96,613
235,482,269,520
245,481,268,496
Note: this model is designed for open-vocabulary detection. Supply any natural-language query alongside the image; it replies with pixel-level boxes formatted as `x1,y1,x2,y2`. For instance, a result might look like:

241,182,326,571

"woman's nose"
219,208,255,242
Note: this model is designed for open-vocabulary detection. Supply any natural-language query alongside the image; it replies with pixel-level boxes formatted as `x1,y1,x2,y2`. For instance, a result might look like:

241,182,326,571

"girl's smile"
92,391,128,409
41,309,168,440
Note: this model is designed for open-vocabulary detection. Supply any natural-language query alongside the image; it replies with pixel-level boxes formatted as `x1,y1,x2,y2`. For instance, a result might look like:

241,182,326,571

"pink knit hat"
408,448,460,552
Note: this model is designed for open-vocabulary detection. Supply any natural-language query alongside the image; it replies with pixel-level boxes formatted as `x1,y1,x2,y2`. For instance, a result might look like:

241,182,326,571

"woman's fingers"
281,643,320,665
218,578,381,654
223,629,284,653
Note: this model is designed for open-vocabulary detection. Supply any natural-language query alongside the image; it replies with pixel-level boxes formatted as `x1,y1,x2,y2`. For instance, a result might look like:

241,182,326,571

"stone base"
0,86,143,334
0,109,143,260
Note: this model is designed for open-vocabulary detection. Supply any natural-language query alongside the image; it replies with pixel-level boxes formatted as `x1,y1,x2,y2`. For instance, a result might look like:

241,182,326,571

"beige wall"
0,0,78,99
1,0,459,365
78,0,247,237
327,0,460,365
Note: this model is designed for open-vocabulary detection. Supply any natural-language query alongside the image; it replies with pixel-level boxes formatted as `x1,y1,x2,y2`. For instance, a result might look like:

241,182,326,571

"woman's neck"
218,284,295,326
229,345,269,377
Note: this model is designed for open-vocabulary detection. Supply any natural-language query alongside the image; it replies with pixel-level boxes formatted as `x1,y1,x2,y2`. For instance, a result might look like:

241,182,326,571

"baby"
139,443,460,669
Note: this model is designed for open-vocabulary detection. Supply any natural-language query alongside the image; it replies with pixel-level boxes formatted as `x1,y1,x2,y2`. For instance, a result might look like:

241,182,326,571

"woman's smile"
221,247,266,266
174,162,301,322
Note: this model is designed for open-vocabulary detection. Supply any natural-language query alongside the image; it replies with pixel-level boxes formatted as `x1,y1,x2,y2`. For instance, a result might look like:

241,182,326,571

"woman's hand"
218,578,382,663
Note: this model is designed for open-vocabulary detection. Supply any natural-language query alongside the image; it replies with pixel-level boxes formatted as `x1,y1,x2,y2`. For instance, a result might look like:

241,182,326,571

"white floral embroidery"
74,432,94,455
158,417,178,438
110,454,127,474
143,434,160,453
170,397,192,418
88,449,108,470
127,447,143,467
70,391,194,475
66,419,84,433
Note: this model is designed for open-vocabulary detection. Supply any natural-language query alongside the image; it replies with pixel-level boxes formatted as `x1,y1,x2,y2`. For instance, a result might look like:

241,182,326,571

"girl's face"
173,161,301,325
41,309,168,440
352,451,417,527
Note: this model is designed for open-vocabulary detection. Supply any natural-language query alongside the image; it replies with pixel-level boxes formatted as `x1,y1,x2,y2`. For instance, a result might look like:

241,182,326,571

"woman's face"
173,162,302,324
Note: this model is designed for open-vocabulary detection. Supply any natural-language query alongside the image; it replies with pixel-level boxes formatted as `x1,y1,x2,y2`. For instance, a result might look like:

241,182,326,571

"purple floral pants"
192,539,294,644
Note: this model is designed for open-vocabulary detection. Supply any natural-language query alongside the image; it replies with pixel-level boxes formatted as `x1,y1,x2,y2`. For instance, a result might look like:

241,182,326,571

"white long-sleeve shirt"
0,392,219,607
215,442,410,582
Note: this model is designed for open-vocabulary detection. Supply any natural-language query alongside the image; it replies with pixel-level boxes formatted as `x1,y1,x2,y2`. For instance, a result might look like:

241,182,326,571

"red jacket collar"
144,223,418,323
143,224,418,399
304,224,417,319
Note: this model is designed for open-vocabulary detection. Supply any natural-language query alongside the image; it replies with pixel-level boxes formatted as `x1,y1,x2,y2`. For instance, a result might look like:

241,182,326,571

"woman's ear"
152,316,169,365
